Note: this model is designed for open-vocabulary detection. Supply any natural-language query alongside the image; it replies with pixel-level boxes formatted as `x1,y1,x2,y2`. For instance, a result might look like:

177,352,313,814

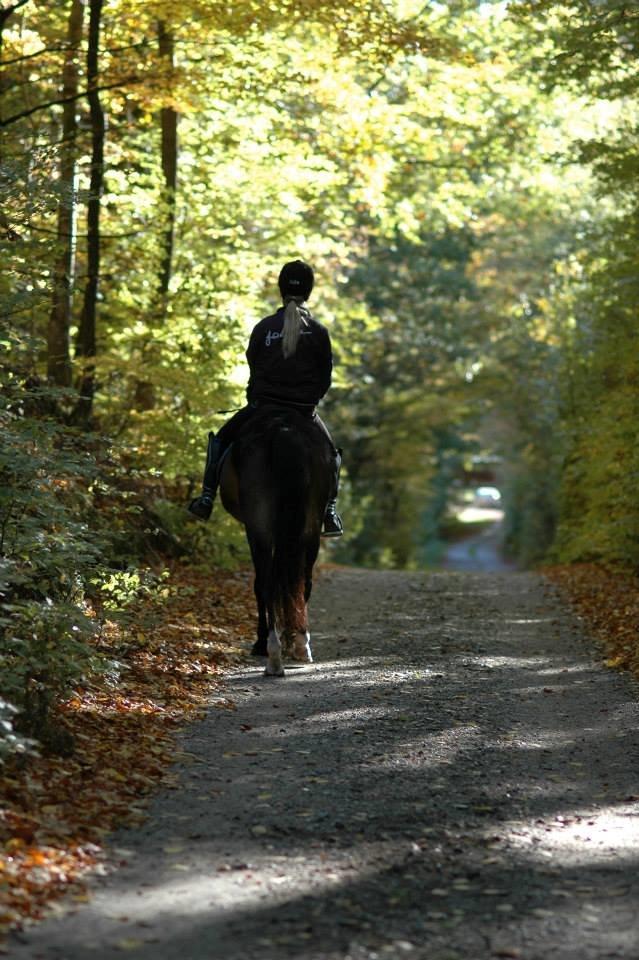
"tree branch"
1,45,70,66
1,37,151,67
0,77,139,127
0,0,31,29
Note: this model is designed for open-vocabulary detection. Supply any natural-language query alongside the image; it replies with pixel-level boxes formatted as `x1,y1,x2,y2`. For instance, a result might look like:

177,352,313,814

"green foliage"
152,497,250,570
549,218,639,565
497,1,639,568
0,375,102,751
0,331,182,757
0,697,35,765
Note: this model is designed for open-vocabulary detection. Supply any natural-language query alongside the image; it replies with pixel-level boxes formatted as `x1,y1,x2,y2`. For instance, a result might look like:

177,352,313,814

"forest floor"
6,564,639,960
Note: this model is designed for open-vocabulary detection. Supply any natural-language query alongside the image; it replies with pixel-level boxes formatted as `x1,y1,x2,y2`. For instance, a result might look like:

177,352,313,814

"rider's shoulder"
308,315,330,339
300,308,327,333
252,308,282,331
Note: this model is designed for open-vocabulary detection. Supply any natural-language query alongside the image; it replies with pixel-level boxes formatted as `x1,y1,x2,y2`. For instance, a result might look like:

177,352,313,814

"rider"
188,259,343,537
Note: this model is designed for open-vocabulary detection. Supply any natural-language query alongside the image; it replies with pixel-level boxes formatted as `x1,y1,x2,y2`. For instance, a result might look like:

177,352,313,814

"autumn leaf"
0,565,255,936
544,564,639,678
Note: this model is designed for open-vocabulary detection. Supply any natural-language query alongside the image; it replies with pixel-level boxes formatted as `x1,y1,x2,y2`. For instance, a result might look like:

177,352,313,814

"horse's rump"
232,407,330,521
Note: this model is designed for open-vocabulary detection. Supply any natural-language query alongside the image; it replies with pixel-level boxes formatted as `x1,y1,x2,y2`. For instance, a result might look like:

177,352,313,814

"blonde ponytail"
282,298,308,358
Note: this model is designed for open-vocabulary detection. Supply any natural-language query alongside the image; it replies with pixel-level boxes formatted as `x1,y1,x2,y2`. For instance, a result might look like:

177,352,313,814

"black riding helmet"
278,260,314,302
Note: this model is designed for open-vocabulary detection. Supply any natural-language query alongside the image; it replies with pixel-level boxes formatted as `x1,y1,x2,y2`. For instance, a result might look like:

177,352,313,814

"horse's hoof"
264,667,285,678
292,649,313,663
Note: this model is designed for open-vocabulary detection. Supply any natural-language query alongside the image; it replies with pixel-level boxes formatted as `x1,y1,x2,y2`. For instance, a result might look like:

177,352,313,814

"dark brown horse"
219,405,332,676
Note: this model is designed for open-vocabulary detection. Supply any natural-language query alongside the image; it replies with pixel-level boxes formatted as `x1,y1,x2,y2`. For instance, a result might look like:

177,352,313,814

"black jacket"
245,307,333,406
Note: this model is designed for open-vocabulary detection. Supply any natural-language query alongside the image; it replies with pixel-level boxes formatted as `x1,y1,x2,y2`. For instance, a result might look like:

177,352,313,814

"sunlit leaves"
512,0,639,98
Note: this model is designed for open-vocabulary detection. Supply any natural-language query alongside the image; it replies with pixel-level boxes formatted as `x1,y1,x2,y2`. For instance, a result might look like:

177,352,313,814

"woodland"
1,0,639,784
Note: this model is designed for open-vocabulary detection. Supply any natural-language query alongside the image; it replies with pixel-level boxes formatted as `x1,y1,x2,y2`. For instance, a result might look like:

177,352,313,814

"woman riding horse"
188,260,343,537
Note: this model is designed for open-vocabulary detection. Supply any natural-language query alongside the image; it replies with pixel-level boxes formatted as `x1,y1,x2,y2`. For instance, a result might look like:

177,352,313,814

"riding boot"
188,432,222,521
322,448,343,538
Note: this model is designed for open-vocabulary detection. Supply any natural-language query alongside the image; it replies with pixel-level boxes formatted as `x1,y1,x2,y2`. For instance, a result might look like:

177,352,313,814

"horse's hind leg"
265,593,285,676
291,540,318,663
265,624,284,677
248,535,269,657
292,627,313,663
248,534,284,676
251,575,269,657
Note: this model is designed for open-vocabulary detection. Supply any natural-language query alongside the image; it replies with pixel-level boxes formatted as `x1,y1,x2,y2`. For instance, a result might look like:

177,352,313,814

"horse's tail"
281,298,308,359
270,430,311,634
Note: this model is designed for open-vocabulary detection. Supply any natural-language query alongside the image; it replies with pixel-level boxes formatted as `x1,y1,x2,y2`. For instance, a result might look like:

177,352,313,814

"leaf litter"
544,563,639,677
0,563,255,936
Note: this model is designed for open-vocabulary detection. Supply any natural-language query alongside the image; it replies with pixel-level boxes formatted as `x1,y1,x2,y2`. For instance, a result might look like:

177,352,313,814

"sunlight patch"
469,655,555,670
88,844,402,927
505,803,639,866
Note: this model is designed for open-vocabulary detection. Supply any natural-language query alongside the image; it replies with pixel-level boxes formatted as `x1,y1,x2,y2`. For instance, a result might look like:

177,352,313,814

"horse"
218,405,332,677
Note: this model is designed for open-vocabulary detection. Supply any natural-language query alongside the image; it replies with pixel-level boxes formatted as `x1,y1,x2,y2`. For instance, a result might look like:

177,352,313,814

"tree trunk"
158,20,178,302
133,20,178,413
74,0,104,426
48,0,84,387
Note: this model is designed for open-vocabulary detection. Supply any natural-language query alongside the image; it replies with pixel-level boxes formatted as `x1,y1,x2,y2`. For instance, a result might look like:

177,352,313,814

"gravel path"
441,521,513,573
9,568,639,960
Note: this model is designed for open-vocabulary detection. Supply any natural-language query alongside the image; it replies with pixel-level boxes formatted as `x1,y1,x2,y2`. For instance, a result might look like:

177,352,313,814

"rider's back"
246,307,332,406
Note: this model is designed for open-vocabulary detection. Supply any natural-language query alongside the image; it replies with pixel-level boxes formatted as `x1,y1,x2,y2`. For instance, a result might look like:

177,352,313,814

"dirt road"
441,515,513,574
9,568,639,960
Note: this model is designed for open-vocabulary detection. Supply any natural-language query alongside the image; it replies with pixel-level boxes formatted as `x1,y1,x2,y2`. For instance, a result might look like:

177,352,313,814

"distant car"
473,486,502,508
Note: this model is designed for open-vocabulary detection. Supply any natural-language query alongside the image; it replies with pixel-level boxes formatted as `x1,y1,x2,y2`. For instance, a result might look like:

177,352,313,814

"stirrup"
188,494,214,521
322,506,343,538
